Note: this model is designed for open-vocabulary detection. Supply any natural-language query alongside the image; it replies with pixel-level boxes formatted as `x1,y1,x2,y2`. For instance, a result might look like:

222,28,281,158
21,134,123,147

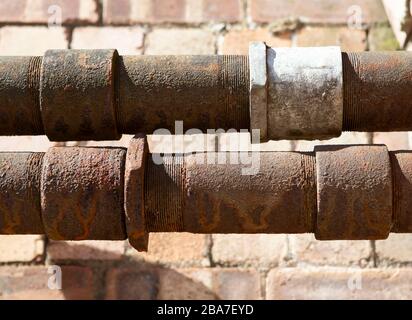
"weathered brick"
160,268,261,300
202,0,242,22
103,0,241,24
127,233,210,267
0,266,94,300
294,132,371,152
0,235,44,263
251,0,387,24
106,267,261,300
106,267,159,300
0,0,98,24
47,240,125,261
369,25,400,51
156,268,219,300
373,132,409,150
376,234,412,263
212,234,287,267
267,268,412,299
288,234,371,266
0,26,67,55
71,27,145,55
296,27,367,52
220,28,292,55
145,28,215,54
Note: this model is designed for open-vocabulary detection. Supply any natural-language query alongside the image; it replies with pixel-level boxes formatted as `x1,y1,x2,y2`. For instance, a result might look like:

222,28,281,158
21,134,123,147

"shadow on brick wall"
49,242,218,300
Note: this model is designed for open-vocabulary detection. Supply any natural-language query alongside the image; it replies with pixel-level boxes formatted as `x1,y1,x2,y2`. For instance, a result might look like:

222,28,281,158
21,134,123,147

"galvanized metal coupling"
1,47,412,141
249,42,412,141
1,136,412,251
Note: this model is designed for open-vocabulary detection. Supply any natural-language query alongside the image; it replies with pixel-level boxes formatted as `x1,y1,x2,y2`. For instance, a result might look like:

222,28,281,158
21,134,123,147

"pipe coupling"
249,42,343,141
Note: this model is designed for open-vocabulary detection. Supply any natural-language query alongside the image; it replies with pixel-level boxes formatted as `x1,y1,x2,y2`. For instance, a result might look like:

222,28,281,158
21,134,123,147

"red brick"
103,0,241,24
0,266,94,300
220,28,292,55
267,268,412,299
0,0,98,24
296,27,367,52
202,0,241,22
106,268,159,300
251,0,387,24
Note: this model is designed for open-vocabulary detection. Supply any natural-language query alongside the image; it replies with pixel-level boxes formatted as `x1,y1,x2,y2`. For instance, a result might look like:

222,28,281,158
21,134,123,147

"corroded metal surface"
144,152,316,234
2,144,412,250
117,55,249,134
0,56,43,135
391,151,412,233
0,50,411,140
343,51,412,132
40,50,120,141
0,153,44,234
125,134,149,251
181,152,316,233
315,145,392,240
41,147,127,240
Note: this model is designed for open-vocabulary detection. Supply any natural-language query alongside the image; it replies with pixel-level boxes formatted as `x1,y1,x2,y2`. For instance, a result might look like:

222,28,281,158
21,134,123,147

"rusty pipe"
0,137,412,251
0,48,411,141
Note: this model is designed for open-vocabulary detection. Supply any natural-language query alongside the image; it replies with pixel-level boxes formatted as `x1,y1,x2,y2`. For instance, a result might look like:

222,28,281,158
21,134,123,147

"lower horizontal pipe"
0,138,411,251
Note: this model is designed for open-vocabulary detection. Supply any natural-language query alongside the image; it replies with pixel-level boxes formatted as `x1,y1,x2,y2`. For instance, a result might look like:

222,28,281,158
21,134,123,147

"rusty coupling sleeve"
0,47,412,141
1,136,412,251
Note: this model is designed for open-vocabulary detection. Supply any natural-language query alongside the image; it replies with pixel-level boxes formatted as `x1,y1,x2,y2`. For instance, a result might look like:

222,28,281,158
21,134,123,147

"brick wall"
0,0,411,300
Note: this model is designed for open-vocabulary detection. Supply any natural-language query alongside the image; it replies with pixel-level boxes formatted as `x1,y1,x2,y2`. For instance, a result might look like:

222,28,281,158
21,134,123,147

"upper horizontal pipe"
0,48,411,141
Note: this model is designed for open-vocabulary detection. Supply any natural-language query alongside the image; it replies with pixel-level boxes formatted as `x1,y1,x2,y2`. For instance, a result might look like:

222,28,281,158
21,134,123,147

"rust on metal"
144,153,185,232
144,152,316,233
0,153,44,234
390,151,412,233
117,55,249,134
2,144,412,250
343,51,412,132
0,50,412,140
0,56,43,135
315,145,392,240
41,147,127,240
125,134,149,252
40,49,120,141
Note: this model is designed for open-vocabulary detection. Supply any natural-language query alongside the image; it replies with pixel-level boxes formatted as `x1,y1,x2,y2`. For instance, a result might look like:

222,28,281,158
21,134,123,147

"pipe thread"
219,55,250,130
28,56,44,134
145,155,185,232
342,52,361,131
301,152,317,232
